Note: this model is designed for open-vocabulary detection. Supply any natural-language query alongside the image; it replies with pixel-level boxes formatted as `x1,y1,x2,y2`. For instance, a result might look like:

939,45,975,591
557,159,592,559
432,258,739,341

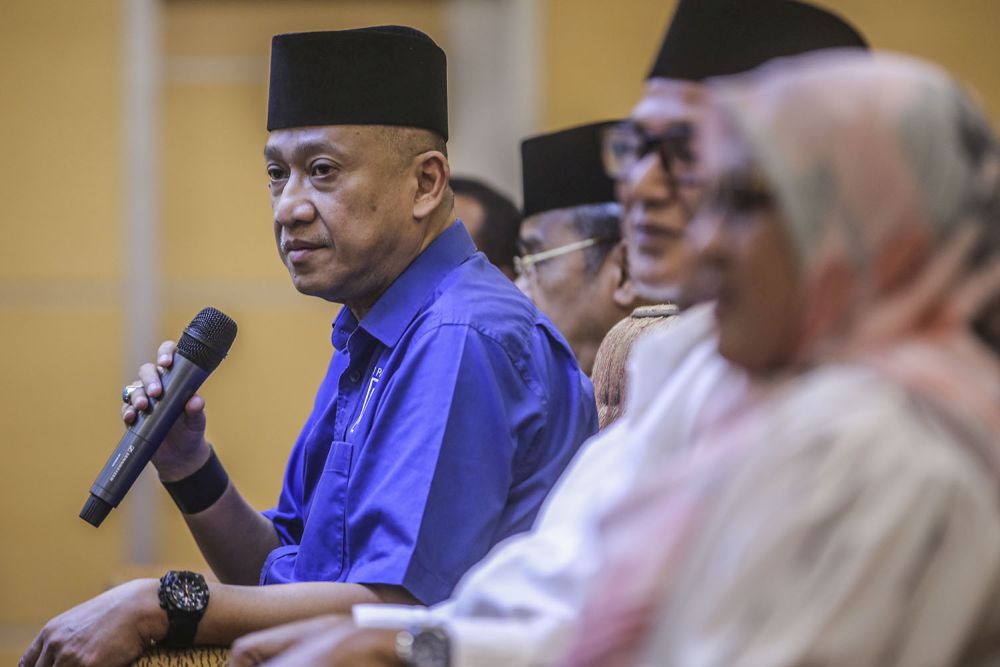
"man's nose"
273,175,317,226
687,208,726,256
619,151,670,207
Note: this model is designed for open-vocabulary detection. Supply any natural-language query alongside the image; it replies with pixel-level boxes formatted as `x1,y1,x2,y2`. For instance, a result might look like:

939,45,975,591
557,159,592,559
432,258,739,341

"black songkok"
649,0,868,81
267,26,449,139
521,121,619,219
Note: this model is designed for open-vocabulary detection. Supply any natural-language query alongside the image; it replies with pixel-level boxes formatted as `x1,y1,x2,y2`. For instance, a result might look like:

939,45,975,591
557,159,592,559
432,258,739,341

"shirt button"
348,370,362,383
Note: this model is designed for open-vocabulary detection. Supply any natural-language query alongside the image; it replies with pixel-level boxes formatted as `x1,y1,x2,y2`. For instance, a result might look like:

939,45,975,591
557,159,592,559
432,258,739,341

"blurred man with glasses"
602,116,706,306
514,121,641,376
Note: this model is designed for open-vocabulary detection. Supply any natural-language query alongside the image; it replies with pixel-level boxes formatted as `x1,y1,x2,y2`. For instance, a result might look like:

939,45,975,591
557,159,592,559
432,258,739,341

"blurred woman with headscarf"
564,50,1000,667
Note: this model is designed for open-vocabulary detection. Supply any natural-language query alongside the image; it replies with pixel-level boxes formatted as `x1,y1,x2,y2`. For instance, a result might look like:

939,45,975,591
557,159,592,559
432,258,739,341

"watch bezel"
160,570,210,612
157,570,210,648
396,625,450,667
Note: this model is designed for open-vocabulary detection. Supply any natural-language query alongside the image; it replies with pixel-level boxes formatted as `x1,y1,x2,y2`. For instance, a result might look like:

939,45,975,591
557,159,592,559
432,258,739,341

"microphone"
79,307,238,528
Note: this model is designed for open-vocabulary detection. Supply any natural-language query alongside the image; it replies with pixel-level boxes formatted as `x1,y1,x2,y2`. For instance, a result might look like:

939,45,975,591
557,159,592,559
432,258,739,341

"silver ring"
122,381,143,404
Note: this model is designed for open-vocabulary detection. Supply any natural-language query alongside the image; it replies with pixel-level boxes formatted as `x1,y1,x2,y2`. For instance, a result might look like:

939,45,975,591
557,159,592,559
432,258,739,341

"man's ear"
412,150,450,220
608,241,638,308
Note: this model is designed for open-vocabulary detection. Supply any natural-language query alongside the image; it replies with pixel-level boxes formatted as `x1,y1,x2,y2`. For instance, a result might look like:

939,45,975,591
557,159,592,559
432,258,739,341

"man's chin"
289,276,340,302
632,275,683,306
633,270,717,311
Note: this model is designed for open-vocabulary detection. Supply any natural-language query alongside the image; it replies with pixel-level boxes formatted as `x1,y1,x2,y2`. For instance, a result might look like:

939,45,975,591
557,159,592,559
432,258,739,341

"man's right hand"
228,615,353,666
121,339,211,481
229,615,402,667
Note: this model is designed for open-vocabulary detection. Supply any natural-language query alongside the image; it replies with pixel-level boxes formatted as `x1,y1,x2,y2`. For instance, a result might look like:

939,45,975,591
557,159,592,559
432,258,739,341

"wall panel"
0,1,123,662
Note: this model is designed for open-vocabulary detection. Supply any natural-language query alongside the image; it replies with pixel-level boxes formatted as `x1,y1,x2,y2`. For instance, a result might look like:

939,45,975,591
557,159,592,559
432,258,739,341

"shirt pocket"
294,440,355,582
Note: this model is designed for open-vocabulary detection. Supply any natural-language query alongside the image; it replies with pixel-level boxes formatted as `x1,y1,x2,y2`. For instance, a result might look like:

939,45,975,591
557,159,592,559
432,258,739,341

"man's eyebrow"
517,234,542,251
634,117,693,137
263,144,283,161
263,140,344,162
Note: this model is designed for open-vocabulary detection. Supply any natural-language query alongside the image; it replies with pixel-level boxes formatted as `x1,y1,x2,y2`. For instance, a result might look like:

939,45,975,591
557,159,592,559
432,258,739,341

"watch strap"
160,611,199,648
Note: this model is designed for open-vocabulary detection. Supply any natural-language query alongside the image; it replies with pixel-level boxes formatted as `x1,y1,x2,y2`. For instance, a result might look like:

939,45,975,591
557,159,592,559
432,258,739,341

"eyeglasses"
513,237,612,280
601,121,703,188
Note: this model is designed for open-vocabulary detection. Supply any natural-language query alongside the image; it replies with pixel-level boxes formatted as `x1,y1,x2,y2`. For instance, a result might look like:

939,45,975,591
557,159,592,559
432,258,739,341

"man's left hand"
20,578,164,667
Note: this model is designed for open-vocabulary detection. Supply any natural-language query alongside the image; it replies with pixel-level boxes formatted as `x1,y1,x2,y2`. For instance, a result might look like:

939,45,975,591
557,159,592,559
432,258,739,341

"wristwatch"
395,625,451,667
157,570,210,648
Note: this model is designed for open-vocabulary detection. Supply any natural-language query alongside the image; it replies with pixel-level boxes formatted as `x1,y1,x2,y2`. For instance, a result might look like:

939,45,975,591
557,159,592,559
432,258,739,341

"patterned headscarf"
714,49,1000,440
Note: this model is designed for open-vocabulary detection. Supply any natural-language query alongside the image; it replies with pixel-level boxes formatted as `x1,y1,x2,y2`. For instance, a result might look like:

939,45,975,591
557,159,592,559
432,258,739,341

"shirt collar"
331,306,359,351
331,220,476,350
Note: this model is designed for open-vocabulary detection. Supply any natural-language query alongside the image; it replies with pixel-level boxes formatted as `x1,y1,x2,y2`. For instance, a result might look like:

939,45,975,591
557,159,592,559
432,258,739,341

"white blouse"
355,304,741,666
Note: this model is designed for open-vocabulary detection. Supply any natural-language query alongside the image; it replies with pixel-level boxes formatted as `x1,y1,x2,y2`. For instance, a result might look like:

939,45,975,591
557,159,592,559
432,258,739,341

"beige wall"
817,0,1000,121
542,0,676,129
1,0,125,649
2,0,999,662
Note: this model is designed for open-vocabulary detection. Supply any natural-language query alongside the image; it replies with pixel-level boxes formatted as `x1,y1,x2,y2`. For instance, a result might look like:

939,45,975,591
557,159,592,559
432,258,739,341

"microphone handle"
87,354,209,509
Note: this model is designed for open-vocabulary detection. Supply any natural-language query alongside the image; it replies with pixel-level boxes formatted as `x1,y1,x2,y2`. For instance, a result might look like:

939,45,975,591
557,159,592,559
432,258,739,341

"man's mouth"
629,219,684,251
282,239,326,263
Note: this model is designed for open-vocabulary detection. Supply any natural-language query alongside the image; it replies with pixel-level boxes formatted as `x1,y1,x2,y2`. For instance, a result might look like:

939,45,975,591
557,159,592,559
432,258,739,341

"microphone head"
80,494,113,527
177,307,238,372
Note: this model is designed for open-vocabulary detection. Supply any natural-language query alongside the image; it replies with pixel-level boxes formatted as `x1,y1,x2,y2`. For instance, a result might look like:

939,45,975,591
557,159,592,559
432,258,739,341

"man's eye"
266,167,287,182
729,188,773,212
311,162,337,178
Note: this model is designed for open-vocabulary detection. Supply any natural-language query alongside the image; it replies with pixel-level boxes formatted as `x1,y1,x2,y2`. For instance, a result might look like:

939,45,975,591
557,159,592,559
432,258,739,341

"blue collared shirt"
260,221,598,604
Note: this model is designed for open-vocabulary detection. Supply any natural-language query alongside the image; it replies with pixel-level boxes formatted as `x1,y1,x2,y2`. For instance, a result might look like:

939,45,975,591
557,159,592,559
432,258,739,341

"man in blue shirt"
260,212,596,601
22,26,596,667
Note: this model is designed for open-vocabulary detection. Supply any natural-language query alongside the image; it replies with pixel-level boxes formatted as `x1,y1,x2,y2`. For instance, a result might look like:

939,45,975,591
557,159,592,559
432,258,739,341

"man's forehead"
628,77,708,129
520,207,580,240
264,125,371,156
699,105,754,177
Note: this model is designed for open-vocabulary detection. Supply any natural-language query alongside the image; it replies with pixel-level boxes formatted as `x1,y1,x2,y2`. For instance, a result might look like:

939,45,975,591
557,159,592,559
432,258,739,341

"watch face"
165,571,209,612
411,628,450,667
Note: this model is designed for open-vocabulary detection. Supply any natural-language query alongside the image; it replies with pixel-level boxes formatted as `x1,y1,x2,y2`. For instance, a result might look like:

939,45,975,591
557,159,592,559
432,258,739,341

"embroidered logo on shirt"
350,366,384,433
